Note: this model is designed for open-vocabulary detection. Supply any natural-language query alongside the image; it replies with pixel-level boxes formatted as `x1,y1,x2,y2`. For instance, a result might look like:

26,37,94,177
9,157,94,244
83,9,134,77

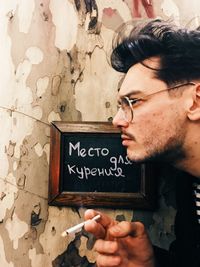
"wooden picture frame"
48,121,156,209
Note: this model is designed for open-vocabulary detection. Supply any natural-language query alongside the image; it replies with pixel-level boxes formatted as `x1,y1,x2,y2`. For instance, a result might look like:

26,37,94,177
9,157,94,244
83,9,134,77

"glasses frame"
119,82,196,123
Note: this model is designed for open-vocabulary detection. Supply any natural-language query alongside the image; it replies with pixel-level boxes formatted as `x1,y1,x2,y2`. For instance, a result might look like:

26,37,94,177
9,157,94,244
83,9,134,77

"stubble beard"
144,140,186,164
125,110,187,165
127,133,186,165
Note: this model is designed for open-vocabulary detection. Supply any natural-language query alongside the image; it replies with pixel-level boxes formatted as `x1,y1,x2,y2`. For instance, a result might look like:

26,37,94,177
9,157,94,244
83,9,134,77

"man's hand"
84,209,155,267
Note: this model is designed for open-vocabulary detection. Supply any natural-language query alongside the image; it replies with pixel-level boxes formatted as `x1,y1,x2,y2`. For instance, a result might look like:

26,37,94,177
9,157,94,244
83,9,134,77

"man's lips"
121,132,136,146
121,130,134,139
121,134,132,141
121,133,135,145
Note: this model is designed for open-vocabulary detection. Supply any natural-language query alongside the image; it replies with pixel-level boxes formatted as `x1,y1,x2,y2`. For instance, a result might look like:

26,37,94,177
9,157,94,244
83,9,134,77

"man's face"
113,58,188,163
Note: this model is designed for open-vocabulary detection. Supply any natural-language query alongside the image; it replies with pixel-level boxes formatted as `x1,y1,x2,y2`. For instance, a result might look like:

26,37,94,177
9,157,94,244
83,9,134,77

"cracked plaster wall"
0,0,199,266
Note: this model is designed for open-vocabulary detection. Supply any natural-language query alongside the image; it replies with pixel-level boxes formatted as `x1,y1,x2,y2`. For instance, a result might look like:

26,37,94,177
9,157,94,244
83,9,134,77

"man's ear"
187,84,200,121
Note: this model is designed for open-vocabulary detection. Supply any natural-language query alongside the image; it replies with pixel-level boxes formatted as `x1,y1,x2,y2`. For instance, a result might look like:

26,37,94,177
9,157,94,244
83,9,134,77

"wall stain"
52,75,62,96
52,231,95,267
7,11,14,21
0,192,6,201
74,0,81,11
31,203,42,226
84,0,99,32
6,141,16,157
17,174,26,189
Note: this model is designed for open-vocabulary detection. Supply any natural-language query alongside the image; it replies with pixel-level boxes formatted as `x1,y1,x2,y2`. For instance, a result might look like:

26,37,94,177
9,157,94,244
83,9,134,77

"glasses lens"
121,97,133,122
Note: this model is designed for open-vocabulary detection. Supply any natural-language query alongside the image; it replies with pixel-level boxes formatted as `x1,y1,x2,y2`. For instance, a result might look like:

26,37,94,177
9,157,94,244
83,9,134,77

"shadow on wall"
52,230,96,267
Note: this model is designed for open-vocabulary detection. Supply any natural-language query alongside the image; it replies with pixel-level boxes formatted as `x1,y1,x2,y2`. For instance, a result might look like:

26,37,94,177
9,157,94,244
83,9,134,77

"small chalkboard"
48,122,156,209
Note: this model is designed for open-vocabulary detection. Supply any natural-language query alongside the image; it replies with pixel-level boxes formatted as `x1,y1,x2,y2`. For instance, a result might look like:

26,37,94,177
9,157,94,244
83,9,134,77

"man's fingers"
94,239,119,254
84,219,106,239
84,209,117,239
96,254,121,267
109,221,145,238
84,210,145,242
84,209,115,228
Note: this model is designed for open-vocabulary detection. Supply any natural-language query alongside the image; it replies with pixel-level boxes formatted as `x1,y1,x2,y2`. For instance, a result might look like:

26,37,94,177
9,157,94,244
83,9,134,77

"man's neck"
175,160,200,178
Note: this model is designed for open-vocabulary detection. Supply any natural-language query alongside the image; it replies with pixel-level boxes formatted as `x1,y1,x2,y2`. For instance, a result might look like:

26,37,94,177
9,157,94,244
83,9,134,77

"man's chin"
126,150,159,163
126,150,147,163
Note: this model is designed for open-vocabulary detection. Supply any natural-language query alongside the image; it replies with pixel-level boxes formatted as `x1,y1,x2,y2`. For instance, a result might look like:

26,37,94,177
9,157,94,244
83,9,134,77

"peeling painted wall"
0,0,199,266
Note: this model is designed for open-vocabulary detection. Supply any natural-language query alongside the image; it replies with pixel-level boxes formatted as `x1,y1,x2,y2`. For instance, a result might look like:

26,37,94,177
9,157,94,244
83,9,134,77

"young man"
84,19,200,267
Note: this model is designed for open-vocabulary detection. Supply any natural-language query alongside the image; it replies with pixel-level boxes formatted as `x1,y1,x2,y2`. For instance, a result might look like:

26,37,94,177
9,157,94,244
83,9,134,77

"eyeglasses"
118,82,196,123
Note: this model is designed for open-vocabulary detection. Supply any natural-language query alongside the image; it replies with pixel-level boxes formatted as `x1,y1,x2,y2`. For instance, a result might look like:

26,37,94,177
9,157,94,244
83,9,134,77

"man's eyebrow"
119,90,143,97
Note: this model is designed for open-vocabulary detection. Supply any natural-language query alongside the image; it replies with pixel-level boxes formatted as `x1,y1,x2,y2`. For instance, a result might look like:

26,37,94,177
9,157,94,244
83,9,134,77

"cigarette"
61,214,101,237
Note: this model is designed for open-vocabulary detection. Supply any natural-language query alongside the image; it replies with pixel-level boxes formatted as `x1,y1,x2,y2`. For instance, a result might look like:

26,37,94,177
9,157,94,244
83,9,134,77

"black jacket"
154,172,200,267
155,173,200,267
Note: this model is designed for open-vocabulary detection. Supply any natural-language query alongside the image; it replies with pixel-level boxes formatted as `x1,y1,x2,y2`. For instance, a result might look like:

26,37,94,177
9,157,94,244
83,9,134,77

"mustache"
121,130,136,141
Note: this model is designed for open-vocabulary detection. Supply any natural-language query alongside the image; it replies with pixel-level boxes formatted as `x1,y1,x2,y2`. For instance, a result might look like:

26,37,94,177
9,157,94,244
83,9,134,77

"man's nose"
112,109,129,128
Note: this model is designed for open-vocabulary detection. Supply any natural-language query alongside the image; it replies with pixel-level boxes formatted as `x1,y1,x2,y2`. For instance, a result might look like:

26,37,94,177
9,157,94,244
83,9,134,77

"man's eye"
117,97,141,109
130,98,141,106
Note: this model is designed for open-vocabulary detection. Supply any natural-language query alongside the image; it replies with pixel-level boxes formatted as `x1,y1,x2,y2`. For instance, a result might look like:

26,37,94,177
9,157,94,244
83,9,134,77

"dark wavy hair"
111,19,200,86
